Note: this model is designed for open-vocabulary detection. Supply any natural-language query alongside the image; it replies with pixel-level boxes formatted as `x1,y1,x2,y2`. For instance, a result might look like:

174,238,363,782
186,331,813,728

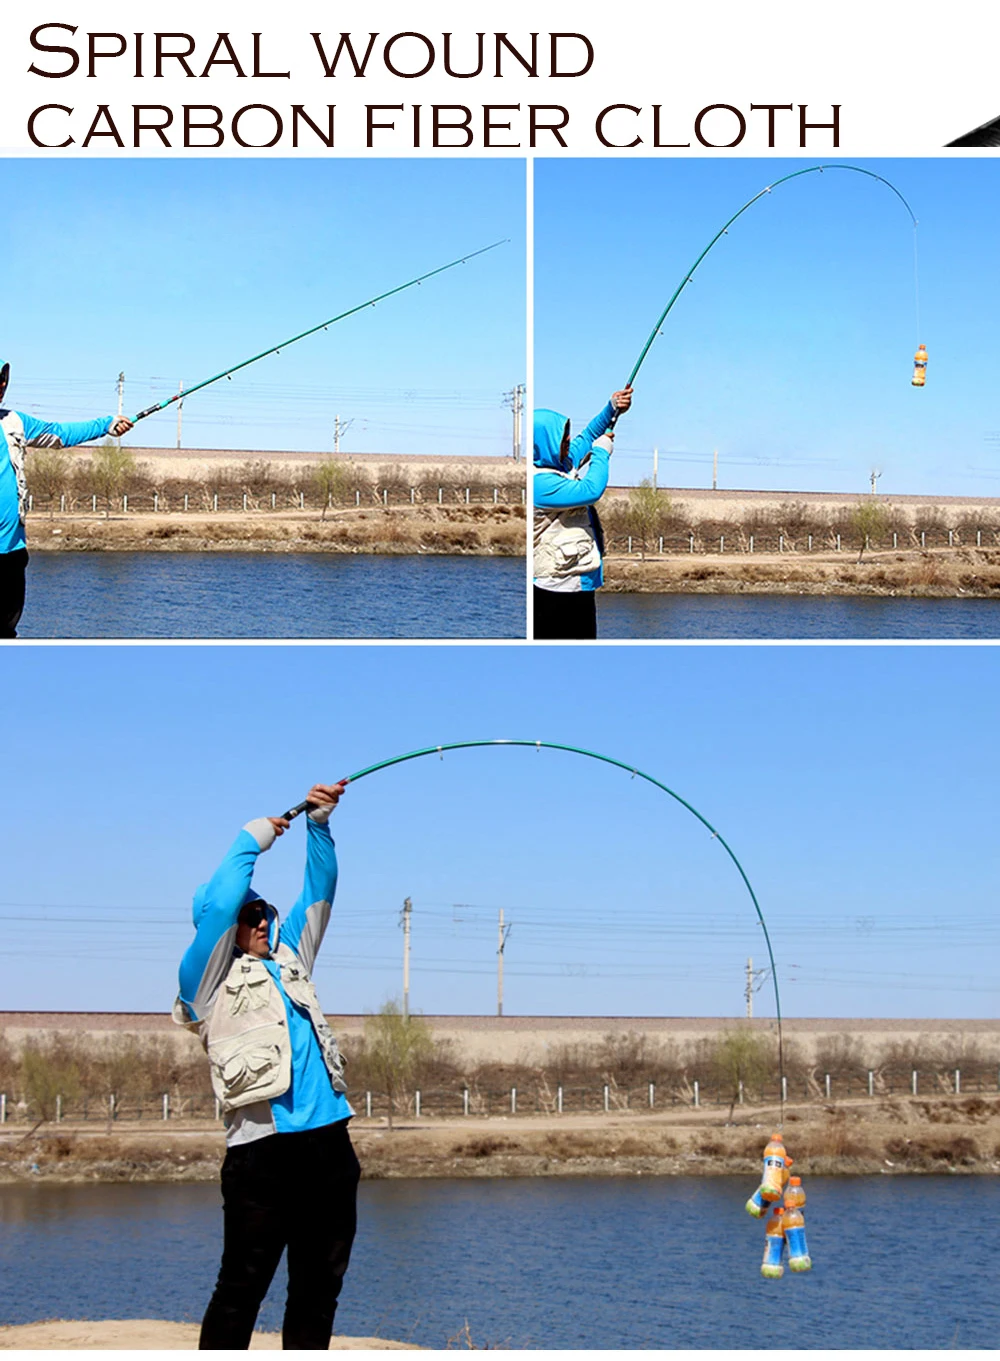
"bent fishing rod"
129,239,508,425
280,737,788,1127
609,163,921,430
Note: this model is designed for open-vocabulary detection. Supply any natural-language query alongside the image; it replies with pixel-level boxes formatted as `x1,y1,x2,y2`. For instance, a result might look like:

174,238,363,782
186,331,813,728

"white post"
825,1073,831,1099
781,1075,788,1103
60,494,66,512
689,533,694,553
271,492,276,510
955,1069,961,1095
738,1080,744,1106
836,533,841,551
779,535,784,553
92,494,97,512
122,495,128,513
649,1082,655,1109
109,1093,116,1121
162,1093,169,1121
627,536,632,553
658,536,663,554
808,534,813,551
28,494,33,511
383,489,389,506
557,1085,563,1114
693,1081,700,1108
465,488,470,504
719,536,724,553
749,535,754,553
438,487,443,504
153,492,158,513
366,1091,372,1118
184,494,189,512
0,1093,5,1123
242,493,247,511
415,1090,421,1118
463,1088,469,1117
56,1094,62,1123
868,1070,874,1097
603,1084,609,1112
912,1070,918,1096
213,493,218,512
511,1087,517,1115
355,490,360,507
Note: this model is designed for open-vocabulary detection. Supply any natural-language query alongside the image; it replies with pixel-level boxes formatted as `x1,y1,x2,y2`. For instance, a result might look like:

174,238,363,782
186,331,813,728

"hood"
0,362,8,406
534,408,570,470
191,884,279,951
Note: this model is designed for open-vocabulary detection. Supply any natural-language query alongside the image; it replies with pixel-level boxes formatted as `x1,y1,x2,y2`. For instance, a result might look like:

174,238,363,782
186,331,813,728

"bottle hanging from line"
746,1184,768,1218
761,1205,786,1279
912,343,928,387
782,1178,812,1273
760,1132,788,1202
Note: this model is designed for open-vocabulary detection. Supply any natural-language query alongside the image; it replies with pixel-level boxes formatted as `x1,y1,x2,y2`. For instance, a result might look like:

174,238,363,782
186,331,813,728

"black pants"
0,549,28,638
200,1120,360,1350
533,585,598,640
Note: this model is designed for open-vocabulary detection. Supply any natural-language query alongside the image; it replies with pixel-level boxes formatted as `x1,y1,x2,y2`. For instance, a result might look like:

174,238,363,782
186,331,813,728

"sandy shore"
604,546,1000,598
0,1321,419,1349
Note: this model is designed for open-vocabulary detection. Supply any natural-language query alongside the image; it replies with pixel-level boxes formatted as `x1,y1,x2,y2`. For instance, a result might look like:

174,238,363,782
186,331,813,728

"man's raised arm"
178,816,283,1020
280,782,346,974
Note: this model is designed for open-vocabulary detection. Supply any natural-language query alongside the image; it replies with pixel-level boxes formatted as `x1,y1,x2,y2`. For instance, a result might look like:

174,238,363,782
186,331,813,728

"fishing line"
611,163,921,429
282,738,787,1127
129,239,509,425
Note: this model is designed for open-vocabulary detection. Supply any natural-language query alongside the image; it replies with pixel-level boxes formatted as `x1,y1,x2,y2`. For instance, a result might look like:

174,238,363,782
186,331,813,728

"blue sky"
535,159,1000,497
6,158,524,456
2,643,997,1020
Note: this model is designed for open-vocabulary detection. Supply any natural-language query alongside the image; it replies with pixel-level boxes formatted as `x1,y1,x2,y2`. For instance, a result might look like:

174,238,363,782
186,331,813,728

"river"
600,592,1000,639
1,1176,996,1348
18,553,526,640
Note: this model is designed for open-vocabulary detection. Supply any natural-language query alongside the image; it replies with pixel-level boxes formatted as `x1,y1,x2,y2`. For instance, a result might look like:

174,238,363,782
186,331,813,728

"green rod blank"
623,163,919,392
285,738,786,1107
131,239,508,424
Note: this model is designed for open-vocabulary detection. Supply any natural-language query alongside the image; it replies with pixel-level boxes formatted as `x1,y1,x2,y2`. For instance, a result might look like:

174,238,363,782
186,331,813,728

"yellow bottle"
783,1175,805,1211
912,343,928,387
761,1205,786,1279
760,1132,787,1202
782,1198,812,1273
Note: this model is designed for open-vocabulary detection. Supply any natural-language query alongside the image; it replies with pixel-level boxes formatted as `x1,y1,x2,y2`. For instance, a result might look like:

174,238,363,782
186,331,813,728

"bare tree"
363,1000,433,1130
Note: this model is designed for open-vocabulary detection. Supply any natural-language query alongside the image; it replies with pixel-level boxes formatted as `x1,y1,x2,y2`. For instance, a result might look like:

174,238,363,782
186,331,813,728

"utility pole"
116,372,125,446
400,897,412,1022
497,908,512,1017
712,449,719,491
745,957,754,1019
504,384,525,460
652,447,659,491
176,380,184,450
870,468,882,495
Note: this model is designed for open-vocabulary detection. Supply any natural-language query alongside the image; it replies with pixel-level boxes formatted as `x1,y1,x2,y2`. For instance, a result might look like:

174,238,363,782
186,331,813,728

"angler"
0,362,132,637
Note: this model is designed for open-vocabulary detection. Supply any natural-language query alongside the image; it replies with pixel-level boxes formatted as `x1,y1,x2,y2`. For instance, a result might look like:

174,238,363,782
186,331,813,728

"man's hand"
267,816,291,837
109,416,134,436
308,781,347,810
611,387,633,413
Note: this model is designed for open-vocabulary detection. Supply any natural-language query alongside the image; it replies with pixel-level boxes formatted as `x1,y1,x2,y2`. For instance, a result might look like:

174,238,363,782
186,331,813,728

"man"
0,361,133,637
174,781,358,1350
532,387,633,640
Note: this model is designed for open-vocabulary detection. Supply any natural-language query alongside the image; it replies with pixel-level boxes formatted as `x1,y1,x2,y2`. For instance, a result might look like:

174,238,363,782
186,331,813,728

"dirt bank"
25,505,525,557
605,547,1000,598
3,1096,998,1184
0,1321,419,1349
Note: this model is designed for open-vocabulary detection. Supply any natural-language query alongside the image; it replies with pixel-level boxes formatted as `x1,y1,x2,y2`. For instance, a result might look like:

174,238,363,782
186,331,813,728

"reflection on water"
20,553,525,639
1,1176,998,1348
600,592,1000,639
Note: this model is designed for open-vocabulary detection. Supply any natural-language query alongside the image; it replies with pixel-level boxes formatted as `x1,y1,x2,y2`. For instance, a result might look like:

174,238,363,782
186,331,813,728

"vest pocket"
207,1022,289,1110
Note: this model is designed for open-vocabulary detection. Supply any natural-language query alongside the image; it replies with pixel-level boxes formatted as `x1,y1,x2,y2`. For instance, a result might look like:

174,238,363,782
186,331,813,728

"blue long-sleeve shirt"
179,817,351,1138
0,411,114,554
533,402,615,590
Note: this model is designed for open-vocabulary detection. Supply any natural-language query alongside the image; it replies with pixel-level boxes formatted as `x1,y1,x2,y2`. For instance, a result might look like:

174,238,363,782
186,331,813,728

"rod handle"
281,800,314,822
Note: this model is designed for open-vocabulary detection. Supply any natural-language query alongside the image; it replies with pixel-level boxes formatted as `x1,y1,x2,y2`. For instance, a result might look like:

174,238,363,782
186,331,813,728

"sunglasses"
238,904,269,928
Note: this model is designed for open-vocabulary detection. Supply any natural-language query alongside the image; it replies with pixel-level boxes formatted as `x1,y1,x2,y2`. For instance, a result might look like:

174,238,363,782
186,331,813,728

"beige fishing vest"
173,943,347,1113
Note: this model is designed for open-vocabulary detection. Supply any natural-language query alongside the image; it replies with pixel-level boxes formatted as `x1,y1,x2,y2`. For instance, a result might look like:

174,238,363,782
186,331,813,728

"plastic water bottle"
782,1180,812,1272
760,1132,787,1202
912,343,928,387
761,1206,785,1279
745,1184,768,1218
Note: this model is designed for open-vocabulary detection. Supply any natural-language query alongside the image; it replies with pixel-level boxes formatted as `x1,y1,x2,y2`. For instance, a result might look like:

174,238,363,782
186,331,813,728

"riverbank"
3,1096,997,1183
0,1321,420,1349
604,546,1000,597
25,505,525,557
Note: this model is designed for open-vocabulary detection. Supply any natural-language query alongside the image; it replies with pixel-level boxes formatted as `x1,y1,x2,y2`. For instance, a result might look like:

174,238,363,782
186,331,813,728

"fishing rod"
609,163,921,430
281,738,787,1126
130,239,508,425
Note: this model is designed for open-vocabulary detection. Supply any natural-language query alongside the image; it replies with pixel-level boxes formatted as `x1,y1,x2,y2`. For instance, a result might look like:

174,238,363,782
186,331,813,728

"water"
2,1176,997,1349
600,592,1000,639
18,553,526,639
